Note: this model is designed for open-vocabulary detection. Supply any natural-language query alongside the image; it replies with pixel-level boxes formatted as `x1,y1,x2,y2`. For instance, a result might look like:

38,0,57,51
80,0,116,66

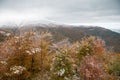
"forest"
0,31,120,80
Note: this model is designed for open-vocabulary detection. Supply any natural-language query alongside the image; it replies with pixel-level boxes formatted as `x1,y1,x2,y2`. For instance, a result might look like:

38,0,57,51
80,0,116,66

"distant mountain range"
0,23,120,53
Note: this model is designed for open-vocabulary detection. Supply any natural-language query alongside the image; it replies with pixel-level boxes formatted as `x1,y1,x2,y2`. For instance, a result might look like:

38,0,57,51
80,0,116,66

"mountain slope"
34,25,120,53
0,24,120,53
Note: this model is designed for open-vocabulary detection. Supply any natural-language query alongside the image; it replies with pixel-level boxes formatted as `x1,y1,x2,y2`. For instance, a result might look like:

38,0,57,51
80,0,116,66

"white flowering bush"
0,61,7,65
25,48,41,55
10,66,26,75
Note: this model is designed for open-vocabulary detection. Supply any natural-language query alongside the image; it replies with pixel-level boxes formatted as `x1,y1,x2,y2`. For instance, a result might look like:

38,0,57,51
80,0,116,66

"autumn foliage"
0,31,120,80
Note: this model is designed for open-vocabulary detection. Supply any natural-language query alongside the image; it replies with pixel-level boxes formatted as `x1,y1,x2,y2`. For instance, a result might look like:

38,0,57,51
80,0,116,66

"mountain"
0,24,120,53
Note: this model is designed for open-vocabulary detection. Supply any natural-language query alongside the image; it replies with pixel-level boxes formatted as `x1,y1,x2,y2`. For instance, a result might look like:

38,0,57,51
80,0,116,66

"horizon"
0,21,120,30
0,0,120,29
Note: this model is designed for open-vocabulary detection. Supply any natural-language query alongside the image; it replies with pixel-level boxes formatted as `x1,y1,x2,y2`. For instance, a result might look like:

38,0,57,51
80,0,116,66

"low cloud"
0,0,120,29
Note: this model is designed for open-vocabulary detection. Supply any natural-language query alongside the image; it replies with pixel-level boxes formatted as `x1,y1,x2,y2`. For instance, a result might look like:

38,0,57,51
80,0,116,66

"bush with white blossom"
10,66,26,75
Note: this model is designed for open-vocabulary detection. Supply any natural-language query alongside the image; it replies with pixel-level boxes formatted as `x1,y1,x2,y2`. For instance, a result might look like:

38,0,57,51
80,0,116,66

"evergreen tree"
50,50,74,80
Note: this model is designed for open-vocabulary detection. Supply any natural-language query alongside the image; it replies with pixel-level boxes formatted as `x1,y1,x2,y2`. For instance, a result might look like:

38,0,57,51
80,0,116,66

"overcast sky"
0,0,120,29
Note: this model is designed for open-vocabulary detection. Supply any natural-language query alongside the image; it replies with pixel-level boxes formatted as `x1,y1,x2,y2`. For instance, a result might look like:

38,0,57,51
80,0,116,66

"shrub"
50,49,74,80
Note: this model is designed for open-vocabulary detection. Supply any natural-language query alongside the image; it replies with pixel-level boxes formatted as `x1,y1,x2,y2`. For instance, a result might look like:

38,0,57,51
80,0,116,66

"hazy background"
0,0,120,29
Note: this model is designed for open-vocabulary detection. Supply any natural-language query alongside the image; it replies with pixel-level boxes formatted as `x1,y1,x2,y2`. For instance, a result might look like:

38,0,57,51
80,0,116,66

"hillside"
29,24,120,53
0,24,120,53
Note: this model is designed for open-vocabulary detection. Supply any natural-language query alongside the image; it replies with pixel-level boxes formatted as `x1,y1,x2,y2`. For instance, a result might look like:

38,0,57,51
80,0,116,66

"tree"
77,36,105,64
50,49,74,80
80,55,106,80
108,55,120,79
0,31,52,80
